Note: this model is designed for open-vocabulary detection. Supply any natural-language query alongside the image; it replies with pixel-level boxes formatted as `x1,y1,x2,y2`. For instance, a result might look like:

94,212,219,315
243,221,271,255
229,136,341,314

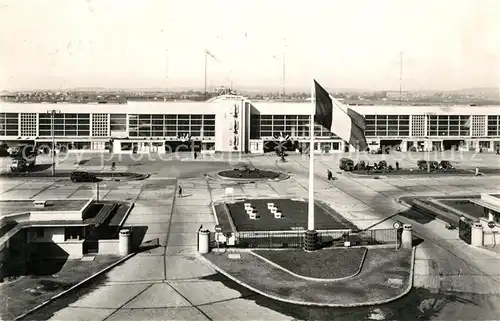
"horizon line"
2,85,499,93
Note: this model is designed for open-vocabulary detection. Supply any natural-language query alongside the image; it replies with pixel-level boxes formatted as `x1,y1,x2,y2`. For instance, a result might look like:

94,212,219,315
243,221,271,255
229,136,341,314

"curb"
249,247,368,282
14,252,137,320
221,203,238,234
118,202,135,229
470,245,500,257
198,246,416,307
101,173,150,182
213,171,289,182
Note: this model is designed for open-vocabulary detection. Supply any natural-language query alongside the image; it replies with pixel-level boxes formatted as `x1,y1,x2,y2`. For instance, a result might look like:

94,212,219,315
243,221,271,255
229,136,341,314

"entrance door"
432,141,442,152
83,229,99,254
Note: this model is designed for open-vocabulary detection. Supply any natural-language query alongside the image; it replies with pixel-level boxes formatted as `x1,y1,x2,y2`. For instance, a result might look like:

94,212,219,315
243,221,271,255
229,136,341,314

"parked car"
70,171,101,183
339,158,355,171
440,160,454,170
417,160,428,170
370,147,390,154
377,160,388,170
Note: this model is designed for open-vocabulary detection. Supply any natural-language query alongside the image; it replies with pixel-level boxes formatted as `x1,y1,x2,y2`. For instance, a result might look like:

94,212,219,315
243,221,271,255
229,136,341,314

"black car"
339,158,355,171
70,171,101,183
440,160,454,170
417,160,428,170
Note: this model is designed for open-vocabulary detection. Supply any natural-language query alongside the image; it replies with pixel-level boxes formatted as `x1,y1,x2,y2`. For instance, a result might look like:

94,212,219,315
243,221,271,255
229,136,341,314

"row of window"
488,115,500,136
128,114,216,137
250,115,338,139
129,128,216,137
2,113,500,138
0,113,21,136
1,112,499,121
365,115,410,137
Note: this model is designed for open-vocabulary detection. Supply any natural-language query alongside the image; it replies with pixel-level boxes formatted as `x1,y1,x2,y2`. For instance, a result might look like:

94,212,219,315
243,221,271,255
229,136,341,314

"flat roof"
0,199,89,217
1,100,499,116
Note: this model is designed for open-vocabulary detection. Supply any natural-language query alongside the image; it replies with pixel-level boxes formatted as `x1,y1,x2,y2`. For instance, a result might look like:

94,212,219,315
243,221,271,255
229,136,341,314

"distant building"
385,91,413,100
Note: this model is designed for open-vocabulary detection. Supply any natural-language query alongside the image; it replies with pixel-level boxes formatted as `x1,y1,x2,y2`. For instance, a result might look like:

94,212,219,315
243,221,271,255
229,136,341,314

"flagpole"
308,81,315,231
204,51,208,101
305,79,318,251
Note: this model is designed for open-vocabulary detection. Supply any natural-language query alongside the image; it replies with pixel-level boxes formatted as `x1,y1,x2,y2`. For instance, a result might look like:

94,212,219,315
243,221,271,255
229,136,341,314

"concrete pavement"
11,174,296,320
4,151,500,320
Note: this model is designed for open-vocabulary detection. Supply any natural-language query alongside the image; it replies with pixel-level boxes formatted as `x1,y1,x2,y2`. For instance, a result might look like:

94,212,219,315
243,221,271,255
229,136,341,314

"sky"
1,0,500,92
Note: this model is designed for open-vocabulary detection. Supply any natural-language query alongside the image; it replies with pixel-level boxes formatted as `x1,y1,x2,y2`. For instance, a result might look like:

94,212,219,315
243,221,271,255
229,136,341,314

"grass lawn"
218,169,280,179
225,198,357,232
254,247,366,279
204,247,412,305
0,255,120,320
438,199,487,219
213,203,234,233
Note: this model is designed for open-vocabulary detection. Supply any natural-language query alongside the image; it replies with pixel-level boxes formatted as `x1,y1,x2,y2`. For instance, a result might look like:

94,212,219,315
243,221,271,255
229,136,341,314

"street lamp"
46,109,61,176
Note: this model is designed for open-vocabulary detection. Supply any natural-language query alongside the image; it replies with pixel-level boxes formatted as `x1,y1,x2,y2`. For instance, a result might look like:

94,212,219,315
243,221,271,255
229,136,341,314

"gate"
459,219,471,244
83,228,99,254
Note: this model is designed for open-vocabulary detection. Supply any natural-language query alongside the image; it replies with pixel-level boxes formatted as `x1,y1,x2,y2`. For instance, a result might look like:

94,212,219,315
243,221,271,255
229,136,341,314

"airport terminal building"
1,95,499,154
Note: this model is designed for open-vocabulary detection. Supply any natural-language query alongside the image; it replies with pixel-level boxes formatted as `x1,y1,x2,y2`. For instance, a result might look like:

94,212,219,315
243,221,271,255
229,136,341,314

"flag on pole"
314,80,368,151
205,49,220,62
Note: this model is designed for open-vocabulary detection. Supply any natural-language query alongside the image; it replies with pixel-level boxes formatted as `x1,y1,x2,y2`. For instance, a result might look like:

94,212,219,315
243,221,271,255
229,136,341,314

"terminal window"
92,113,109,137
20,113,37,137
110,114,127,132
38,113,90,137
0,113,19,136
426,115,472,137
411,115,426,137
367,115,410,137
471,115,486,137
251,114,338,139
128,114,215,138
487,115,500,136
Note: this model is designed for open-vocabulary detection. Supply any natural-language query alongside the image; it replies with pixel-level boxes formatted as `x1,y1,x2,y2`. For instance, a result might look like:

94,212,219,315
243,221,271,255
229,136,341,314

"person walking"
395,161,399,170
178,185,183,198
327,169,333,180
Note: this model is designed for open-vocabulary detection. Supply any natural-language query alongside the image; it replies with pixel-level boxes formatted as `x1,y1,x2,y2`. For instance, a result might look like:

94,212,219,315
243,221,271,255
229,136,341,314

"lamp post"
399,52,403,106
47,109,61,176
282,37,287,98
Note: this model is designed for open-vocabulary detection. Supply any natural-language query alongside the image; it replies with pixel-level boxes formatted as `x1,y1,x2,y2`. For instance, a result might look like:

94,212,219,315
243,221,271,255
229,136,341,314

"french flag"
314,80,368,151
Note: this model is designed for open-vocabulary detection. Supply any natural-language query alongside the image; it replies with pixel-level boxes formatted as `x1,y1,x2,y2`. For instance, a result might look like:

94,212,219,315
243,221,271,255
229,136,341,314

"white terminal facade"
1,95,500,153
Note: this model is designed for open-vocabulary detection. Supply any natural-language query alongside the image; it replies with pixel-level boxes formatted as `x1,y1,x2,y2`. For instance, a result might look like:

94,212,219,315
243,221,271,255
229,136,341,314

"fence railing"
209,228,397,249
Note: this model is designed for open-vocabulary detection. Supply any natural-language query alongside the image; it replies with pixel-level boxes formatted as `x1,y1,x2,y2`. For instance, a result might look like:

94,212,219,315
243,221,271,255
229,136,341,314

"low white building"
1,96,499,154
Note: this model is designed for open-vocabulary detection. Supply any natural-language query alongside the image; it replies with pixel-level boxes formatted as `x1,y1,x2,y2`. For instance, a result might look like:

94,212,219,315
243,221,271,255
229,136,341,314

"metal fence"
208,228,397,249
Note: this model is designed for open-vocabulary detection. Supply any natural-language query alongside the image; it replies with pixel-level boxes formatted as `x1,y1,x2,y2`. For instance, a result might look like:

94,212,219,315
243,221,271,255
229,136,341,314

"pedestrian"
395,161,399,170
327,169,332,180
178,185,183,198
496,148,500,155
111,161,116,170
194,151,197,160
